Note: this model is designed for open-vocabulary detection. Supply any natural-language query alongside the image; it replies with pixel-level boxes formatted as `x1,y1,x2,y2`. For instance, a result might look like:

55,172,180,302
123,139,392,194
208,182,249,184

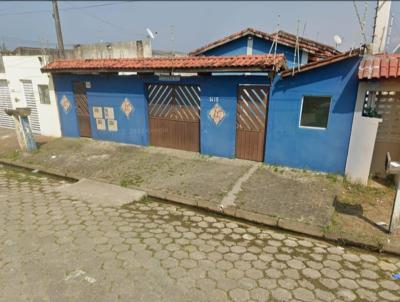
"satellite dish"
333,35,342,45
146,28,155,39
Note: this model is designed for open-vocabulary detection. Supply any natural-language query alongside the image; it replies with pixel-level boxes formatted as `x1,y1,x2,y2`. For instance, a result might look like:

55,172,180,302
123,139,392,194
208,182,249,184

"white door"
0,79,14,129
21,79,41,134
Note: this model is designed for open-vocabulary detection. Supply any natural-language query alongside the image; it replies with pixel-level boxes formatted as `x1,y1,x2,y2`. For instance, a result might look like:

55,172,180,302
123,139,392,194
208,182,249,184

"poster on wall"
104,107,115,120
93,106,103,119
96,118,106,131
107,119,118,132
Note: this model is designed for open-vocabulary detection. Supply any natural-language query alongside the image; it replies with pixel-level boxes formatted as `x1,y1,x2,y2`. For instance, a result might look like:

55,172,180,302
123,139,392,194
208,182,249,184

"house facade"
346,54,400,184
43,28,362,175
0,55,61,137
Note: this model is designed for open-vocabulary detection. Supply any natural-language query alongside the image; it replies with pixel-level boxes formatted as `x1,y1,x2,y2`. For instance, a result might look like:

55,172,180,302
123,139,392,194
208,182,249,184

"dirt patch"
236,165,340,226
326,177,399,246
0,127,53,157
6,137,251,203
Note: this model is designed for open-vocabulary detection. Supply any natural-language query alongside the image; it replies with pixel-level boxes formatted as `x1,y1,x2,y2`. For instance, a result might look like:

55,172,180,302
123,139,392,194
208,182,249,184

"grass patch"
119,175,144,188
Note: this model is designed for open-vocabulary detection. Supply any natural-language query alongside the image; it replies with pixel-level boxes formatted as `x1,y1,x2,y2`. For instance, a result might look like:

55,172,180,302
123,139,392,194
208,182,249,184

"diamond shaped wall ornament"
60,95,71,114
121,98,134,119
208,103,226,126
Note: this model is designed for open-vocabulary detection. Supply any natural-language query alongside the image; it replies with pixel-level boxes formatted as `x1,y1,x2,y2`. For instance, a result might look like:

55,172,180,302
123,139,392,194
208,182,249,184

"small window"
300,96,331,129
38,85,50,104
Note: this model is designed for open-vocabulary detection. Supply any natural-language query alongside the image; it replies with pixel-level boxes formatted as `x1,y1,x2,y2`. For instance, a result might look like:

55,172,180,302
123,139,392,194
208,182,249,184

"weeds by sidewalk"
1,136,398,250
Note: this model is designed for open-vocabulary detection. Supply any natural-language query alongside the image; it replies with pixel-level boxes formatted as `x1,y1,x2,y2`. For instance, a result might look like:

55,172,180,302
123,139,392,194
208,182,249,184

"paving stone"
293,287,315,302
1,167,399,302
271,288,292,302
378,261,397,272
378,290,399,301
380,280,400,291
337,289,357,301
357,279,379,289
356,288,377,302
250,287,269,302
302,268,321,279
315,289,335,302
338,278,359,290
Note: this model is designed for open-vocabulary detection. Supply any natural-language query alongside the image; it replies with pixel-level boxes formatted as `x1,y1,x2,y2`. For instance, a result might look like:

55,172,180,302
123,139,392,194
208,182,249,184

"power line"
0,2,131,17
62,2,146,38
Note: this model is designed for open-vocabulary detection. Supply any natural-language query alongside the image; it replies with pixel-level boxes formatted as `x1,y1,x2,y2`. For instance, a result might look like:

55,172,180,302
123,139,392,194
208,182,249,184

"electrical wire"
0,2,131,17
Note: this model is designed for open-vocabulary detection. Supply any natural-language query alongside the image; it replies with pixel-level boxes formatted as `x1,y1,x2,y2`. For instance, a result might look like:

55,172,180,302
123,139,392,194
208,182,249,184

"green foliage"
363,106,380,118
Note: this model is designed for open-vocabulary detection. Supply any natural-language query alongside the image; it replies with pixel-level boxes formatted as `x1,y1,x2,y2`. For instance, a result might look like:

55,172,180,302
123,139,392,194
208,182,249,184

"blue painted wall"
265,56,361,174
53,74,150,146
53,73,268,156
200,75,268,158
202,35,306,68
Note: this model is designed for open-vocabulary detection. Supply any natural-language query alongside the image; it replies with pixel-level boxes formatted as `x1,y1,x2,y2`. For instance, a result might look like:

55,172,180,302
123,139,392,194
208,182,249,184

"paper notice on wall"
104,107,115,120
107,119,118,132
96,118,106,131
93,107,103,119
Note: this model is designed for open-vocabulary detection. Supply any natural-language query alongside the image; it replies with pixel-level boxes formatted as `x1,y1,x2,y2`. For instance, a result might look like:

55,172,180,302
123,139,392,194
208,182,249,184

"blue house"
190,28,341,68
42,29,362,175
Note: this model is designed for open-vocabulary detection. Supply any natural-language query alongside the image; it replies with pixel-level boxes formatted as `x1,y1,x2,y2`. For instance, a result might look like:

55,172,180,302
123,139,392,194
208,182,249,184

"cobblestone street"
1,167,400,302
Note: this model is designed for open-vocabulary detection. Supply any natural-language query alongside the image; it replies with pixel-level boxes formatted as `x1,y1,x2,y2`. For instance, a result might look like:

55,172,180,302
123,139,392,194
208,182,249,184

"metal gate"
236,85,269,161
73,82,91,137
21,80,41,134
147,84,200,152
0,80,14,129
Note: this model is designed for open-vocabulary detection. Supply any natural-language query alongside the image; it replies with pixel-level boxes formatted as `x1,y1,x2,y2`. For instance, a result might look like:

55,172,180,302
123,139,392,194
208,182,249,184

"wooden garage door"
147,84,200,152
0,80,14,129
236,85,269,161
73,82,91,138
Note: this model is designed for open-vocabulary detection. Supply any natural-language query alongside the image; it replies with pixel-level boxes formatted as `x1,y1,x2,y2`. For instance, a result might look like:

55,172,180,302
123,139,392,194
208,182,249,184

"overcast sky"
0,1,399,53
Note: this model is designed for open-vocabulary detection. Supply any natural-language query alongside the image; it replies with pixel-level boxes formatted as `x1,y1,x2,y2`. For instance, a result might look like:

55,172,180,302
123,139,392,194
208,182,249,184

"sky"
0,1,399,53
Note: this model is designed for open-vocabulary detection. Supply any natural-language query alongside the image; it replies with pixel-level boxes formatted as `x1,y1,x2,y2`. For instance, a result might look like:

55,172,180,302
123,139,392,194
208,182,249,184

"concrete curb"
1,159,399,257
0,159,80,182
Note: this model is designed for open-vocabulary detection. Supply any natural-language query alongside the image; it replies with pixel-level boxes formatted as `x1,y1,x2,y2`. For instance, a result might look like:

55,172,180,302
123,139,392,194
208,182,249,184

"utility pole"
371,0,392,54
52,0,65,58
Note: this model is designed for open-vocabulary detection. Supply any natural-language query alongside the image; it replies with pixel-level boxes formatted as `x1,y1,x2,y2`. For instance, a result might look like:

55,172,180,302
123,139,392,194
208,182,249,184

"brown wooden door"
73,82,91,137
147,84,200,152
236,85,269,161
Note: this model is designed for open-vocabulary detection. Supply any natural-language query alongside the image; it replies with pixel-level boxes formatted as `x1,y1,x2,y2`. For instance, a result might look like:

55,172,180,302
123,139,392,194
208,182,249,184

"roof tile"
281,48,361,78
189,28,340,61
42,54,286,73
358,54,400,80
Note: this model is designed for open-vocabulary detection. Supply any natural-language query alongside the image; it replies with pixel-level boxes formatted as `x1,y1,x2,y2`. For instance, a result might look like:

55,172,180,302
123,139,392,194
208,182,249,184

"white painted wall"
0,56,61,137
345,81,382,185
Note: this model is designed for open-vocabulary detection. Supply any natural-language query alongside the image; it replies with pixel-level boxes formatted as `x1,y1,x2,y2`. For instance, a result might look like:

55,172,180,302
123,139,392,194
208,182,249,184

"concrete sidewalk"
1,134,399,254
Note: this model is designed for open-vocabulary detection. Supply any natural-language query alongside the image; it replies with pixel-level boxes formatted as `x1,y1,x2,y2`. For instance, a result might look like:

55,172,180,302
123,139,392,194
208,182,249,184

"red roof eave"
358,53,400,80
189,28,340,59
41,54,287,73
281,48,362,78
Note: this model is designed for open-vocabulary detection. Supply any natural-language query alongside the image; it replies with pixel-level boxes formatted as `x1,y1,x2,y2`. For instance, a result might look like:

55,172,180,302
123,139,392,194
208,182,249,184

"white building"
0,55,61,137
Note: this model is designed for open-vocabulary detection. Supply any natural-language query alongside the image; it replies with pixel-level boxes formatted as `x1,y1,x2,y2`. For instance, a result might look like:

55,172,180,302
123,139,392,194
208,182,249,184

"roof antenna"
268,14,280,56
292,19,301,76
302,21,307,37
170,25,175,57
353,0,367,44
385,14,394,52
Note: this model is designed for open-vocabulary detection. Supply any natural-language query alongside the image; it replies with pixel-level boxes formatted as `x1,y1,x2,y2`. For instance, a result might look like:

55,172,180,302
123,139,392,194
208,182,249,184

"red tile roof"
189,28,340,61
281,48,362,78
272,30,341,62
42,54,287,73
358,54,400,80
